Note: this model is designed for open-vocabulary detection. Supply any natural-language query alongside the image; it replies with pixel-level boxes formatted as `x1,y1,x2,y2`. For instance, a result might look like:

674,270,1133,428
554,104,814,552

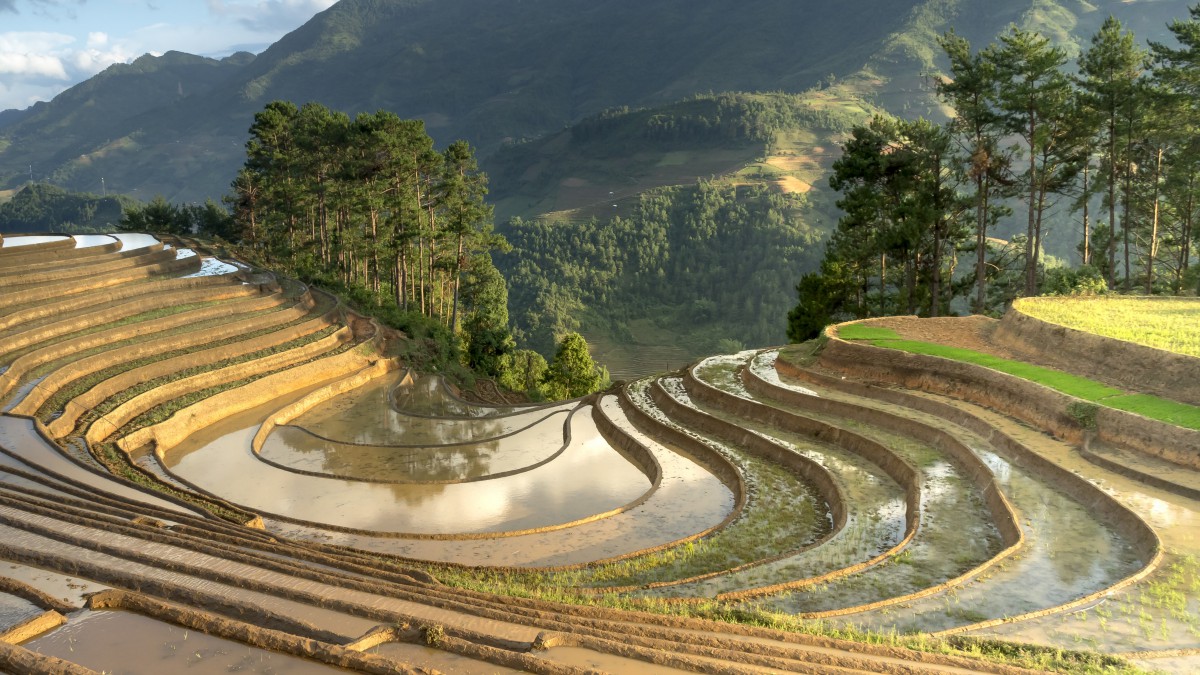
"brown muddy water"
367,641,525,674
0,592,41,633
23,610,352,673
166,394,651,534
0,564,107,608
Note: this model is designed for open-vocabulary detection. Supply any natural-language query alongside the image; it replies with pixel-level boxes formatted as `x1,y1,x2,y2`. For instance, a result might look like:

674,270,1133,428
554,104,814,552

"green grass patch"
1104,394,1200,430
880,339,1125,402
840,326,1200,431
835,324,901,341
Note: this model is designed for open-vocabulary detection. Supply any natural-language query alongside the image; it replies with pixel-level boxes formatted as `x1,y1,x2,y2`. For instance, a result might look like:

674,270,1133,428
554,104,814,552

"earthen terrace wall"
822,321,1200,469
0,272,248,332
996,299,1200,407
15,291,302,423
90,326,353,444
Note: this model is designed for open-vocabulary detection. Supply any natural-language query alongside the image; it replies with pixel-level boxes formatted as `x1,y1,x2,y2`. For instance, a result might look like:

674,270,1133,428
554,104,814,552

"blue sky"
0,0,337,111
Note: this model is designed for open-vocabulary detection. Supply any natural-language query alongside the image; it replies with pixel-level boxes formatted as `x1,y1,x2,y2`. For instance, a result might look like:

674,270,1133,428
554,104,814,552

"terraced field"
0,233,1197,674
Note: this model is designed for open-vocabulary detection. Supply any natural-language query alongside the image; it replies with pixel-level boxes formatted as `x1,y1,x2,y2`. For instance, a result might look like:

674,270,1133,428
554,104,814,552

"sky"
0,0,337,112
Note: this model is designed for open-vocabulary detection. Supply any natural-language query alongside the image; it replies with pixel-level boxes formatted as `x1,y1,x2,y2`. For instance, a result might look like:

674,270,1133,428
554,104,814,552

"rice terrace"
0,231,1192,674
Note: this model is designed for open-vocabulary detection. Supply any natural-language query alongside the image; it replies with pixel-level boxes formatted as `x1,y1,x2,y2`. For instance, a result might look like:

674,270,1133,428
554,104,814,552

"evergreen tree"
542,332,607,400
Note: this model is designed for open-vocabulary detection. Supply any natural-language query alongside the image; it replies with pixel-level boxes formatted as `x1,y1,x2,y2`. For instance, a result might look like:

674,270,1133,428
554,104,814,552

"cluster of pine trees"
227,101,500,335
222,100,606,398
789,13,1200,340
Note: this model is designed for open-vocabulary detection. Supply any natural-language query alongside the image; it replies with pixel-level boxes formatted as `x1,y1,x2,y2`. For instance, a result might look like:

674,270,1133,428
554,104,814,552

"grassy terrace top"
835,323,1200,431
1015,296,1200,358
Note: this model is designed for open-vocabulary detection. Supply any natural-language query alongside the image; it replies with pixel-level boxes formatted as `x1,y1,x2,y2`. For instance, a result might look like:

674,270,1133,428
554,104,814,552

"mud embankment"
0,245,175,287
0,253,203,310
822,324,1200,470
0,273,260,333
20,291,308,427
781,342,1164,630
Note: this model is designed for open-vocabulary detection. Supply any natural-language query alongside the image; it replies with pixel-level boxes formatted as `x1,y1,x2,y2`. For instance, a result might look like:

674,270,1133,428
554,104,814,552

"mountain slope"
0,0,923,201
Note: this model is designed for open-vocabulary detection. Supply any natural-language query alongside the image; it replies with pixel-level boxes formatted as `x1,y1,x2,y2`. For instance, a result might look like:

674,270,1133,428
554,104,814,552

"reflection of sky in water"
167,406,651,534
0,235,69,247
71,234,115,248
256,395,735,566
262,409,570,482
182,257,241,277
111,232,160,251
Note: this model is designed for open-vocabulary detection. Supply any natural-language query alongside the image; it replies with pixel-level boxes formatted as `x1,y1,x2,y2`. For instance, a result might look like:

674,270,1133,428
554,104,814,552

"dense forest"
789,13,1200,340
0,183,133,234
502,181,820,354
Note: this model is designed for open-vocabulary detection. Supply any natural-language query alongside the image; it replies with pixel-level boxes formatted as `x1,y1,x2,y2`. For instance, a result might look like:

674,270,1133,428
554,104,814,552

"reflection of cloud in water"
166,406,650,534
71,234,116,248
0,235,69,248
111,232,160,251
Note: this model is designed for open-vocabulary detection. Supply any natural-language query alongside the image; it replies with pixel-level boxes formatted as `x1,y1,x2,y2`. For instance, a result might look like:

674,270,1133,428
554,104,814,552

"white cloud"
0,30,137,110
0,32,74,80
0,51,68,79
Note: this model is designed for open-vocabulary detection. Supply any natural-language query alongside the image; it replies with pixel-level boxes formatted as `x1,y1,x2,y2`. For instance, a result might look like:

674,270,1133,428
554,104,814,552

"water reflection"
391,375,532,418
111,232,160,251
71,234,115,248
0,235,69,248
294,373,568,446
167,405,650,534
262,408,570,483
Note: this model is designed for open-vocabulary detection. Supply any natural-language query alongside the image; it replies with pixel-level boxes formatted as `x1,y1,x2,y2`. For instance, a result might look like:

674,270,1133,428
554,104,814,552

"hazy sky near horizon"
0,0,336,112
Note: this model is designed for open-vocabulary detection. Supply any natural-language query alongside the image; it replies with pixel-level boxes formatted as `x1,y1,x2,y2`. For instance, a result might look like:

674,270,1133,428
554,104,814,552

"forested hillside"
0,184,133,234
3,0,1197,376
0,0,921,201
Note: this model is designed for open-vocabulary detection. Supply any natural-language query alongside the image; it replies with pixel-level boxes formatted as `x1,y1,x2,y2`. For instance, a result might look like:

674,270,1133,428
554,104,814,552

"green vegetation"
0,183,133,234
790,10,1200,339
837,325,1200,430
502,179,821,354
1017,297,1200,357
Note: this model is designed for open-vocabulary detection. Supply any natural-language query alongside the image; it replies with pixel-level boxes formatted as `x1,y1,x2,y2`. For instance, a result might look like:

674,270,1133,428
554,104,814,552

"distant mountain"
0,0,927,201
1,0,1188,205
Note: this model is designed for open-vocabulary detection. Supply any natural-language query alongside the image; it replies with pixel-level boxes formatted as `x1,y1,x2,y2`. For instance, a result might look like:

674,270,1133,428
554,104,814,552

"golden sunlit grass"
1016,297,1200,359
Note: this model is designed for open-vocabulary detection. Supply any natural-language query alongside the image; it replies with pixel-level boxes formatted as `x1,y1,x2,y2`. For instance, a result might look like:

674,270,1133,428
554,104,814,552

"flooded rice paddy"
165,375,653,534
0,235,69,248
1,235,1194,673
24,610,351,674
